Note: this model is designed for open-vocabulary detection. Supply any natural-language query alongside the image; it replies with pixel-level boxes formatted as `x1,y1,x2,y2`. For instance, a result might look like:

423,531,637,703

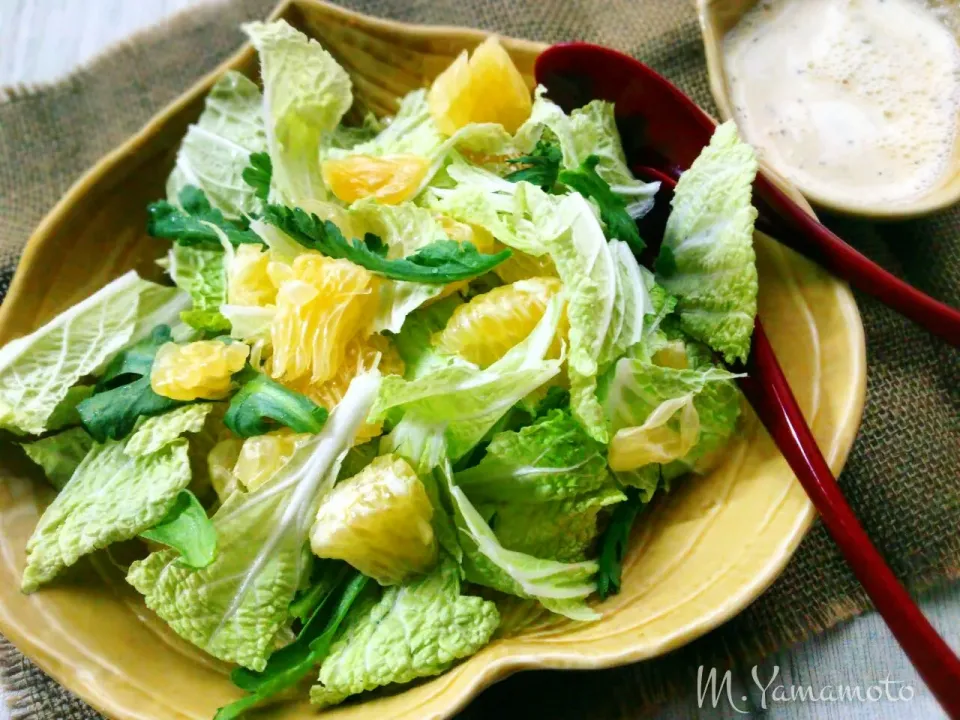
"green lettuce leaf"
20,427,94,490
455,410,614,504
487,485,624,562
600,358,742,473
309,557,499,708
263,204,510,285
166,244,230,333
125,403,215,457
45,385,95,431
548,193,618,442
0,271,187,435
126,371,381,671
654,121,758,364
224,368,328,437
140,489,217,569
371,294,564,459
427,162,567,257
326,90,442,161
21,436,192,592
568,100,659,217
439,460,598,621
166,71,267,218
456,409,624,562
243,20,353,204
433,175,652,443
216,570,368,719
514,90,658,216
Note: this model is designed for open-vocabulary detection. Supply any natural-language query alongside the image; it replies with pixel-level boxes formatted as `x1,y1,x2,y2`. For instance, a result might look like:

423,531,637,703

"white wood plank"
0,0,217,87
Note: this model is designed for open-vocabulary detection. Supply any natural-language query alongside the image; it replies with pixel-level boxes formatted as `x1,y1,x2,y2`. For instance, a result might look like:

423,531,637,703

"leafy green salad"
1,19,760,717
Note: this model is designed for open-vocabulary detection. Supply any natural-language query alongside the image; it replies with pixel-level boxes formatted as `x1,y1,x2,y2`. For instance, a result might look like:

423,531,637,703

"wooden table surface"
1,1,957,718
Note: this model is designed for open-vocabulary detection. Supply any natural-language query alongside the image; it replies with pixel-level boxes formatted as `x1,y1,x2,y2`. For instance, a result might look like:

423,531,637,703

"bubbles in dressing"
723,0,960,207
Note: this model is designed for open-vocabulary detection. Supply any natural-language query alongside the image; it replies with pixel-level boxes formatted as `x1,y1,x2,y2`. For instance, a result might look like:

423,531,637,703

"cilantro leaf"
215,571,368,720
559,155,646,255
263,205,511,284
242,152,272,203
596,486,648,599
147,185,263,249
224,367,329,437
140,489,217,569
504,140,563,191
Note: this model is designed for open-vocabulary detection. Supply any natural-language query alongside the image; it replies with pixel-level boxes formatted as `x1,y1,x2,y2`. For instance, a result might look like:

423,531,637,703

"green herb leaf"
242,151,273,202
289,560,350,624
140,489,217,568
78,377,185,443
147,185,263,249
504,140,563,191
80,334,186,443
559,155,645,254
533,386,570,418
97,325,172,391
214,571,369,720
596,487,648,599
263,205,511,284
224,367,329,437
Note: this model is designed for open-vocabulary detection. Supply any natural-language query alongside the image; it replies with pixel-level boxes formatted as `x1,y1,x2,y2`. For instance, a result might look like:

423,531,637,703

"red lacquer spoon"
536,42,960,347
535,43,960,718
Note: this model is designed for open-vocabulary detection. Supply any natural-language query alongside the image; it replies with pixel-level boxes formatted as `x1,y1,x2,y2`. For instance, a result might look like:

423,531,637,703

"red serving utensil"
534,44,960,717
536,42,960,347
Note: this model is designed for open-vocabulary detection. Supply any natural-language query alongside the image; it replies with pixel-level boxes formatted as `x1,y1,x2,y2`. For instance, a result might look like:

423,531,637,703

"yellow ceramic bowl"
0,2,867,718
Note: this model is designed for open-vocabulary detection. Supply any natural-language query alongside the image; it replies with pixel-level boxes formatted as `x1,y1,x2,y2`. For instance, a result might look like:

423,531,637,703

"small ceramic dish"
0,1,866,718
697,0,960,219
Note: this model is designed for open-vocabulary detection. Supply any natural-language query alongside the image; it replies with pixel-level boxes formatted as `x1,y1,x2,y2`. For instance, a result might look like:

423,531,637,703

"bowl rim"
695,0,960,220
0,1,867,718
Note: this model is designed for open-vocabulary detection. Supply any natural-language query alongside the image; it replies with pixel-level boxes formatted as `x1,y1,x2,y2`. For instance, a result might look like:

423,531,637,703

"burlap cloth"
0,0,957,717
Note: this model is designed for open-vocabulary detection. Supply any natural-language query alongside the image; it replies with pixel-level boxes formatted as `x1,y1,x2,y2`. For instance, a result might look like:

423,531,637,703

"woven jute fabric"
1,0,958,717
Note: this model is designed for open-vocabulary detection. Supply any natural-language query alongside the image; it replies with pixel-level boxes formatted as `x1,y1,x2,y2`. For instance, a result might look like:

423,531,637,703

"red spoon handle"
755,178,960,346
740,322,960,718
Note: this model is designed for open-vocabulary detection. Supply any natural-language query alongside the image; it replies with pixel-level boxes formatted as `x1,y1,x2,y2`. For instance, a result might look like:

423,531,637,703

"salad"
1,20,760,717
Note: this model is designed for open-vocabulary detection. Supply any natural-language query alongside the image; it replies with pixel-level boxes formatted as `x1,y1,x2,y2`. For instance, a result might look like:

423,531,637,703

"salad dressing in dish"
723,0,960,207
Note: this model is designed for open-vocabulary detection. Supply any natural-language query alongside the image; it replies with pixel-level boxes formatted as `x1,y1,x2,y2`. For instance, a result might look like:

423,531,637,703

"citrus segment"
436,277,565,367
207,437,244,502
492,246,558,284
428,37,532,135
228,244,276,306
233,429,310,492
151,340,249,401
309,454,437,585
321,154,429,205
282,333,404,441
268,253,378,385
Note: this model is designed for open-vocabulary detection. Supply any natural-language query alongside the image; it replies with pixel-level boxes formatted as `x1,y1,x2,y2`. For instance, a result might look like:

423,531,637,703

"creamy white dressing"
723,0,960,207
